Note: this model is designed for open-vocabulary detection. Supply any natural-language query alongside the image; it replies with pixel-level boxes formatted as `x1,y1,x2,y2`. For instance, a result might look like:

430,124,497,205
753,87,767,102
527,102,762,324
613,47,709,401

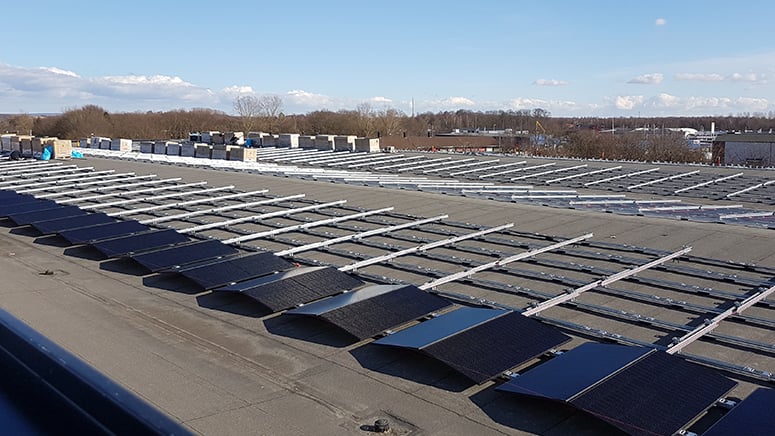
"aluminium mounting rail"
34,176,177,198
57,181,210,204
583,167,660,186
418,233,594,290
627,170,700,190
104,189,268,216
450,161,525,177
674,172,745,194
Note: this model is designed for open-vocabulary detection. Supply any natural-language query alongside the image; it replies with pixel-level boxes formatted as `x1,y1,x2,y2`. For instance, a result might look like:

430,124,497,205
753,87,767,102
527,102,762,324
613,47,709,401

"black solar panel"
318,285,452,341
0,199,59,217
496,343,651,401
31,213,117,235
130,240,239,272
91,229,190,258
59,220,150,245
571,351,736,436
8,205,88,226
240,267,364,312
703,388,775,436
177,252,292,290
422,312,571,383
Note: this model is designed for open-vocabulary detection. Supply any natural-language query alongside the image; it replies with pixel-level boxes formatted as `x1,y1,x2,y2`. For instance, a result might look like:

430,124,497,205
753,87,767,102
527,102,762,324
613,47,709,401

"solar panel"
59,220,150,245
571,351,736,436
496,343,652,401
91,229,190,258
7,205,88,226
286,285,452,341
130,239,239,272
421,311,572,383
177,252,293,290
703,388,775,436
0,199,59,217
237,267,364,312
31,213,117,235
374,307,505,349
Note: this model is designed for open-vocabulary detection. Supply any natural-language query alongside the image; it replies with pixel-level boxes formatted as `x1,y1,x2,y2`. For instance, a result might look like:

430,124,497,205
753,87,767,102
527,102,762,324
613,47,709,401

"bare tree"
355,102,375,137
233,95,261,134
258,95,283,118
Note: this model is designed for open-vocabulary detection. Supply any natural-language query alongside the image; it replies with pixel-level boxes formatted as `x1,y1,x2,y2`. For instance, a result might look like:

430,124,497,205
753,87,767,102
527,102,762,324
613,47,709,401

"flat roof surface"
1,152,773,435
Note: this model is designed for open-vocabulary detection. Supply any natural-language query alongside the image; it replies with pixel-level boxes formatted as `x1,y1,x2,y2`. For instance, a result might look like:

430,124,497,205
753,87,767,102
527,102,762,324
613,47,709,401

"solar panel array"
91,146,772,229
1,157,772,435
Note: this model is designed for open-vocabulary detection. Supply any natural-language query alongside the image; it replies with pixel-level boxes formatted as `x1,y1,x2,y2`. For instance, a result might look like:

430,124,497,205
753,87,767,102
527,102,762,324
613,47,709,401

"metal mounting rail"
375,157,452,171
667,284,775,355
348,155,424,169
140,192,285,224
627,170,700,190
178,200,347,234
725,179,775,197
583,167,660,186
510,164,588,181
450,161,525,177
229,206,396,245
521,247,692,316
418,233,593,290
479,162,551,179
275,214,448,256
397,158,470,173
16,173,147,194
1,169,108,188
58,181,210,204
545,166,622,184
674,172,745,194
0,164,78,179
105,189,269,216
423,159,499,174
36,176,179,199
339,223,515,272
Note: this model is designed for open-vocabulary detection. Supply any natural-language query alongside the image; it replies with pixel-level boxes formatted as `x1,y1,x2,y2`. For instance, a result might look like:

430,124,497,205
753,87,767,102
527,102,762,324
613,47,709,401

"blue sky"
2,0,773,117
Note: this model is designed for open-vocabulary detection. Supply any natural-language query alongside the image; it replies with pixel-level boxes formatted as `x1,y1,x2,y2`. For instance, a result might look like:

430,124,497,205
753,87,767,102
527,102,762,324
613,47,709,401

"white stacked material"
354,137,380,153
334,136,357,152
110,138,132,151
180,143,196,157
279,133,300,148
52,139,72,159
166,142,181,156
195,144,211,158
224,131,245,145
314,135,335,151
298,135,315,149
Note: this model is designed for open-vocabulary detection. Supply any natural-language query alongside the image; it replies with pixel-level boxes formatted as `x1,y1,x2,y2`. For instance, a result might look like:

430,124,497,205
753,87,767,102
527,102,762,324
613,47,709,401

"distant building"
712,133,775,166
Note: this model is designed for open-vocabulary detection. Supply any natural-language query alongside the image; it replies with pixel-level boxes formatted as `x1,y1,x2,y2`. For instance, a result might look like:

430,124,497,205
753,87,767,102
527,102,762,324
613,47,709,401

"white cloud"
370,96,392,103
41,67,80,78
675,73,725,82
655,18,666,26
614,95,645,110
533,79,568,86
286,89,332,107
627,73,664,85
729,72,764,83
447,96,475,106
652,93,681,108
221,85,255,96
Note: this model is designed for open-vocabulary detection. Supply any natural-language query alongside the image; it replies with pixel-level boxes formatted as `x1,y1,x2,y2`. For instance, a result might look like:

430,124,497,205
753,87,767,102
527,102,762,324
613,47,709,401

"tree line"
2,103,773,163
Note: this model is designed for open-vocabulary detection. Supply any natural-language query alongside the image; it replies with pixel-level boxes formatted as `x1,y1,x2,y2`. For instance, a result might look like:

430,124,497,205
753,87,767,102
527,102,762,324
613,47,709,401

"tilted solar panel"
496,343,652,401
8,205,88,226
422,311,572,384
315,285,452,341
374,307,504,349
91,229,190,258
702,388,775,436
130,240,239,272
0,199,60,217
571,351,736,436
239,267,364,312
31,213,117,235
177,252,293,290
59,220,150,245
